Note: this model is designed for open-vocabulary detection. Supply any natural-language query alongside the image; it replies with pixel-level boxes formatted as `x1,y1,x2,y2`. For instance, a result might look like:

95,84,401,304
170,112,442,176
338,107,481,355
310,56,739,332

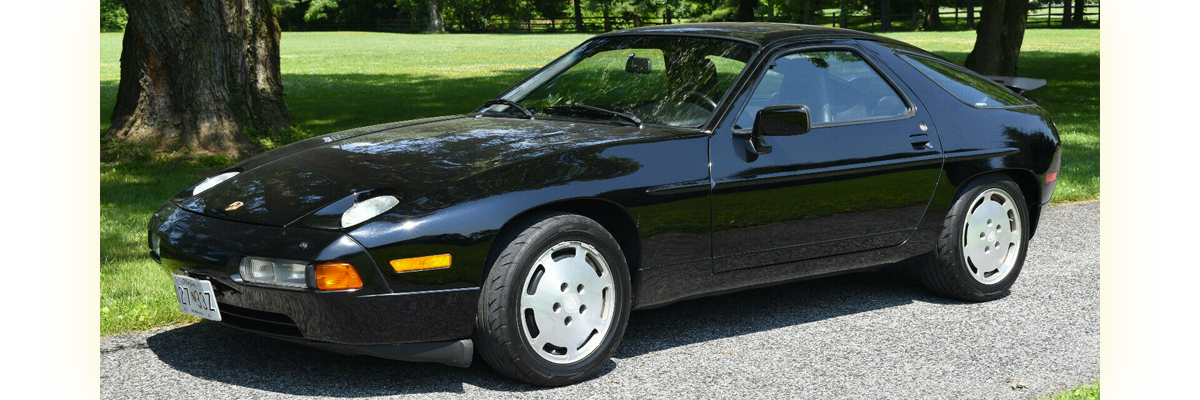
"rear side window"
898,54,1030,108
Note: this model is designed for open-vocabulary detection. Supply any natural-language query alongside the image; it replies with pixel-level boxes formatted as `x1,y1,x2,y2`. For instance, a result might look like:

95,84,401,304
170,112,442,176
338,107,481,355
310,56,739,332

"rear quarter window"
898,53,1031,108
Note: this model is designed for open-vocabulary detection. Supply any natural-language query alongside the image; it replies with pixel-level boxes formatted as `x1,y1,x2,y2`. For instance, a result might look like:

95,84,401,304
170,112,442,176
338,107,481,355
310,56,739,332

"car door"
709,43,943,273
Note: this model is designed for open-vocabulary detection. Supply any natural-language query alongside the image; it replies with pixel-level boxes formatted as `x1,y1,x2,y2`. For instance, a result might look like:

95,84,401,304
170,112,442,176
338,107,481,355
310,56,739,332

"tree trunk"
429,0,445,33
966,0,975,29
665,6,672,24
923,0,944,30
603,6,611,32
107,0,290,158
736,0,757,22
573,0,584,32
1073,0,1085,23
839,0,848,28
881,0,892,31
964,0,1028,76
802,0,811,24
1060,0,1072,28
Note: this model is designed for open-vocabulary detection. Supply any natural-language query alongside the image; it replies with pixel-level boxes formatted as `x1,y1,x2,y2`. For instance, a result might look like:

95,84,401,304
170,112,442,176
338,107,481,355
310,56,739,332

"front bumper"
149,202,478,365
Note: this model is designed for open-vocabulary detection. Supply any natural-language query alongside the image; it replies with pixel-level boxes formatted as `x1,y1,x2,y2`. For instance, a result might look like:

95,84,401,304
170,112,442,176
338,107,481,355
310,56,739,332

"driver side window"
734,49,908,129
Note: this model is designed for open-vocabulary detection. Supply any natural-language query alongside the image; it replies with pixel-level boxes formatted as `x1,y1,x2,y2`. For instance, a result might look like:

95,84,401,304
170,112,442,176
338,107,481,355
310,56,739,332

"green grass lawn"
1042,381,1100,400
99,29,1099,336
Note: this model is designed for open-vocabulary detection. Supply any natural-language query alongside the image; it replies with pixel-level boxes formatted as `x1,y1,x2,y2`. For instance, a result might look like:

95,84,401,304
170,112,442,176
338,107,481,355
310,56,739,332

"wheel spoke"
993,260,1009,277
536,307,573,345
564,343,579,361
975,262,995,279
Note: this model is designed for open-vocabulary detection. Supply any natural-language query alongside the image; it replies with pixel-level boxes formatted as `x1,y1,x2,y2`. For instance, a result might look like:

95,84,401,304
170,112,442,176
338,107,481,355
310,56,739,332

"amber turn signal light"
314,262,363,290
390,254,452,273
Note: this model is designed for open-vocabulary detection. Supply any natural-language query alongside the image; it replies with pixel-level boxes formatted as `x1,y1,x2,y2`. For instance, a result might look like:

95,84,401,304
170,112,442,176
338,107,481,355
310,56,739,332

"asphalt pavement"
100,201,1099,399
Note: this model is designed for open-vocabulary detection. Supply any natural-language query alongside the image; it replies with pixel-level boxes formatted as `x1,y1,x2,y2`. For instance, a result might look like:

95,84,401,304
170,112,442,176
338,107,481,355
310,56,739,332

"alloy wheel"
518,241,616,364
961,188,1023,285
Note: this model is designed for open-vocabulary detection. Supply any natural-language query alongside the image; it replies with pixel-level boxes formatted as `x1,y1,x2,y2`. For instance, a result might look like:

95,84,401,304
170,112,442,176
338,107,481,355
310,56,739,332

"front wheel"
474,212,631,386
918,175,1030,302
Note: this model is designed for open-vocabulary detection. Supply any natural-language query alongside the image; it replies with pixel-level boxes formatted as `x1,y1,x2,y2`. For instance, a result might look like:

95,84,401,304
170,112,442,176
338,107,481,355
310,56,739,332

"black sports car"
150,23,1060,386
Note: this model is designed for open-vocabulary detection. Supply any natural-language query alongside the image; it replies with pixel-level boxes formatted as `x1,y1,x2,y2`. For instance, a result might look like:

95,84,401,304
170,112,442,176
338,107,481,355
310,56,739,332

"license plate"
172,274,222,321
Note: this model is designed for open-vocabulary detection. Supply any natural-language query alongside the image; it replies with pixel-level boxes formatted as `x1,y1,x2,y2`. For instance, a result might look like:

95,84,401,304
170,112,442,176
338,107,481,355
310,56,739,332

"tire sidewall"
494,215,632,383
947,176,1030,298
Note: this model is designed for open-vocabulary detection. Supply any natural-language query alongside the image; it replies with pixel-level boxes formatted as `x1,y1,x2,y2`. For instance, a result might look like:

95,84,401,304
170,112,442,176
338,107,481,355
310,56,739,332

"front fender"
347,128,712,294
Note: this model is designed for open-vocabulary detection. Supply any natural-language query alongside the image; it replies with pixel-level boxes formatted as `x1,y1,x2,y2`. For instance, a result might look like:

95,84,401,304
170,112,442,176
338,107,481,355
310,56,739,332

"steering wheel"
684,91,718,111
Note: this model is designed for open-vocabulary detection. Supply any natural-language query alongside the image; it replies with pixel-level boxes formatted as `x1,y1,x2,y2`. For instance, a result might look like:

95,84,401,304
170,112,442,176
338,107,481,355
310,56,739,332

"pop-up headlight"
341,195,400,228
192,172,240,196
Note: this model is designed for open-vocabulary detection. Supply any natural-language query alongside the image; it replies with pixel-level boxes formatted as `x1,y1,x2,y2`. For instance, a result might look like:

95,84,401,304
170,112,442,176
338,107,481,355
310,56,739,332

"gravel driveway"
100,201,1099,399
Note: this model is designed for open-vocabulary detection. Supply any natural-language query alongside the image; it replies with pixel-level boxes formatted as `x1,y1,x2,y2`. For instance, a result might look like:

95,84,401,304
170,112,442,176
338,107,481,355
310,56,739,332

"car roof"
596,22,923,51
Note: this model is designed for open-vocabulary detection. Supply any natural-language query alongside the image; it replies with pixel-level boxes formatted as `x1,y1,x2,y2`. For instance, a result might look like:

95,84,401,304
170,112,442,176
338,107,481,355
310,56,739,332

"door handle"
909,134,933,150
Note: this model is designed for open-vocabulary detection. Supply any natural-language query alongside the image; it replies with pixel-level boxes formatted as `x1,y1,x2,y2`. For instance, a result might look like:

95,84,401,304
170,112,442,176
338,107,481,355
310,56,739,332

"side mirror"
626,56,651,74
754,105,812,137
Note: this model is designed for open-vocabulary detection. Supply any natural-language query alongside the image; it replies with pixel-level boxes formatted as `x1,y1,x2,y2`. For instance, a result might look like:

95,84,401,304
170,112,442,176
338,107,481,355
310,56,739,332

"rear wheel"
474,212,631,386
918,175,1029,301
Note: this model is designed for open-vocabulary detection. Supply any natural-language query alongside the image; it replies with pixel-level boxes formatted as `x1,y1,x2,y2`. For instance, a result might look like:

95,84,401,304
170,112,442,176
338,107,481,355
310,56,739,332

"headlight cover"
192,172,239,196
341,195,400,228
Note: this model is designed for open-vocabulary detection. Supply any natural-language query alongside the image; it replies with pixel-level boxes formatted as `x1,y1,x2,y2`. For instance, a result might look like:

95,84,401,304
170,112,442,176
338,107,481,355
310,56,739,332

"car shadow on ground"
145,265,967,396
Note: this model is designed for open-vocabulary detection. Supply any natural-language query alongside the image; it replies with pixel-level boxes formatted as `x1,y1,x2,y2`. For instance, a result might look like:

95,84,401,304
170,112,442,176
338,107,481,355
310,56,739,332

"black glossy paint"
151,23,1060,354
709,39,943,273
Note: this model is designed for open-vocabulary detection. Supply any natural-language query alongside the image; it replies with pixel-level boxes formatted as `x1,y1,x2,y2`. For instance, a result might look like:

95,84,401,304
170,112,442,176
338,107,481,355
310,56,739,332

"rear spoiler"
985,75,1047,96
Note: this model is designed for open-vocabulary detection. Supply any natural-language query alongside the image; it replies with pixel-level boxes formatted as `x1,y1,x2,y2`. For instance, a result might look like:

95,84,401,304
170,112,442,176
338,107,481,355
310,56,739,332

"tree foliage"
104,0,1092,33
100,0,128,31
261,0,827,29
532,0,570,22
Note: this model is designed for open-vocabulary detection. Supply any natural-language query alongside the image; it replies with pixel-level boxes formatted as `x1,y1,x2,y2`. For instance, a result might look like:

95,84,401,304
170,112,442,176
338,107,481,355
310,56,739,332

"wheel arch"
954,169,1042,237
481,198,642,301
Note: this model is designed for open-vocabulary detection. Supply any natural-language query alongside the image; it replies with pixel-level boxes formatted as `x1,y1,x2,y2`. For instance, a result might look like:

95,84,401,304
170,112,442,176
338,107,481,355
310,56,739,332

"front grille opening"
218,303,303,338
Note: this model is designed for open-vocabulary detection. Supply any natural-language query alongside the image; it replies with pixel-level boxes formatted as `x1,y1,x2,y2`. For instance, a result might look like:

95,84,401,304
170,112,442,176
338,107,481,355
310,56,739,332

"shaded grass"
100,30,1098,335
100,161,219,335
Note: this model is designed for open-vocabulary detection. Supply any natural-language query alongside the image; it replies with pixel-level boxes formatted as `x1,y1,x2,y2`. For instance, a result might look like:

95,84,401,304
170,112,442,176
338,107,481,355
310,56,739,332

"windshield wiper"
541,104,643,128
480,99,533,119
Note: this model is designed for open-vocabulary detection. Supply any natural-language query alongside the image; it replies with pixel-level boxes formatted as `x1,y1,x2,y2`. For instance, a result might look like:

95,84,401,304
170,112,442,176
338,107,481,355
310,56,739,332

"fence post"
955,7,959,30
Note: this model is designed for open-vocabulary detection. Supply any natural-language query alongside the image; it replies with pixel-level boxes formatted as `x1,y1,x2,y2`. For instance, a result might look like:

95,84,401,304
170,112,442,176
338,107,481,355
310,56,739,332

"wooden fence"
813,3,1100,32
304,16,679,34
298,4,1099,34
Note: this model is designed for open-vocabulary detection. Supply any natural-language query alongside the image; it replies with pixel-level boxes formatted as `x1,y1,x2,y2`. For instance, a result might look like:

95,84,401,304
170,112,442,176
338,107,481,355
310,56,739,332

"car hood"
176,115,687,228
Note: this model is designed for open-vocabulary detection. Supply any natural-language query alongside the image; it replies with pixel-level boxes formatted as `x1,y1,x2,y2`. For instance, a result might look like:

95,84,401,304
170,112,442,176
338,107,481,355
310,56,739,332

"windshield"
491,36,757,128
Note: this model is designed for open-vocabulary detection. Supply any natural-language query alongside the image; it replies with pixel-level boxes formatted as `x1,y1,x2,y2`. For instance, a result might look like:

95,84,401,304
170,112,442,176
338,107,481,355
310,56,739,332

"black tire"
918,175,1030,302
474,212,632,386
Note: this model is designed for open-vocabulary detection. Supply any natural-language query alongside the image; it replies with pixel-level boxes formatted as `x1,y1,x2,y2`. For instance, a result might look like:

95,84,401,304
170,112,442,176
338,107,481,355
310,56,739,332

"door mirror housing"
754,105,812,136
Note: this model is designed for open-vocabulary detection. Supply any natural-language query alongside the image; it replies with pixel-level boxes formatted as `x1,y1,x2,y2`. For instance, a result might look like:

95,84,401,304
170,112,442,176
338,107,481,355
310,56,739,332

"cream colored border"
1099,1,1166,396
39,0,100,396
